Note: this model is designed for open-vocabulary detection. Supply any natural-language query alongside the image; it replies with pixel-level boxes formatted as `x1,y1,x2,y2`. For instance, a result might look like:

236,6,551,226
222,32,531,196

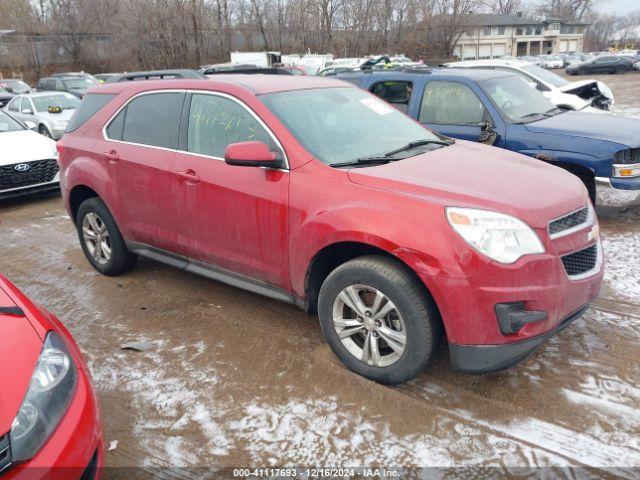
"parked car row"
1,56,638,476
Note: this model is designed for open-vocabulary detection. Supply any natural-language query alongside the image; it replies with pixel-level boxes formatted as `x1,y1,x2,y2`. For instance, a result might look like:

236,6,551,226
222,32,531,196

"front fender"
515,148,613,178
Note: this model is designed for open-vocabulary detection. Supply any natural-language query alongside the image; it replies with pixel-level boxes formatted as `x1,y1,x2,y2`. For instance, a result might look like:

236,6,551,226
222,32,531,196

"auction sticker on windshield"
359,97,394,115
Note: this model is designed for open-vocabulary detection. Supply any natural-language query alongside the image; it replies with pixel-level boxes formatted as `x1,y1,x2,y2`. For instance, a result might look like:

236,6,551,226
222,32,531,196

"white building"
452,14,588,60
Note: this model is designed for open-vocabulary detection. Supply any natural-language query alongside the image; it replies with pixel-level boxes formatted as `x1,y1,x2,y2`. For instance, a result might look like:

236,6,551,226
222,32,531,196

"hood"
524,111,639,147
558,79,614,101
347,140,587,229
0,130,57,164
0,285,43,434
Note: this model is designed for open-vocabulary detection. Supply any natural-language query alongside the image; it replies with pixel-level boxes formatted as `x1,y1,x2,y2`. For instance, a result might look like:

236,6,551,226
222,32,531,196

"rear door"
418,80,490,142
101,91,187,253
173,92,289,287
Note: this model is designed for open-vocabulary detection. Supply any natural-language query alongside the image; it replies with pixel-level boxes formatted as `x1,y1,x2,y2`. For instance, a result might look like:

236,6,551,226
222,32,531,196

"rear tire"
318,255,441,384
76,197,136,276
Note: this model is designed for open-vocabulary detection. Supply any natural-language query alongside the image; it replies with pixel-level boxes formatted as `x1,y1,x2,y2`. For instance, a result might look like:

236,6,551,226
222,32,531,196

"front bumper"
3,354,103,480
450,304,590,373
596,177,640,208
0,182,60,201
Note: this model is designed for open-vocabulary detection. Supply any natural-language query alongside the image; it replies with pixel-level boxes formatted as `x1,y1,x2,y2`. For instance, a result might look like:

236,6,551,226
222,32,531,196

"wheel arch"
69,185,100,225
303,241,442,322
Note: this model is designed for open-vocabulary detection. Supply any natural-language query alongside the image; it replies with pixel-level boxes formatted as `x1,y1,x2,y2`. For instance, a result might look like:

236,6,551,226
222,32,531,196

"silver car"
3,92,80,140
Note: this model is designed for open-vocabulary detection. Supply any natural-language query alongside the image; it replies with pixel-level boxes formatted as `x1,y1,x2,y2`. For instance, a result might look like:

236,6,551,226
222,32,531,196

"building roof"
464,14,588,27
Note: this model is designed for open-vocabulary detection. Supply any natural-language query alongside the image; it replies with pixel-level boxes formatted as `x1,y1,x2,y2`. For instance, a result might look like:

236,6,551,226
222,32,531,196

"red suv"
58,76,603,384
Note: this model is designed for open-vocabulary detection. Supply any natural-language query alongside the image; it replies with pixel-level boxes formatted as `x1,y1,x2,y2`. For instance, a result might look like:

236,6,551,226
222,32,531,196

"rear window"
66,93,116,133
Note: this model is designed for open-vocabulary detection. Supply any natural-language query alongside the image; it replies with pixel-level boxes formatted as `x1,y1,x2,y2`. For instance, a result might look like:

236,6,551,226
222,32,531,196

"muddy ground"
1,71,640,478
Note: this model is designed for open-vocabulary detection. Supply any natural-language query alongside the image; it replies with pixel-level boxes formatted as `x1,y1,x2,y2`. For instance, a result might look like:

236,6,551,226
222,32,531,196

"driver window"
55,79,65,91
187,94,278,158
419,81,485,125
21,99,32,113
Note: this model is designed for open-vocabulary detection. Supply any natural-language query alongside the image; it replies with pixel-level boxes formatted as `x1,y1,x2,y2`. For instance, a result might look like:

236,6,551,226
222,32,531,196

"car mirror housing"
224,141,280,168
24,120,37,130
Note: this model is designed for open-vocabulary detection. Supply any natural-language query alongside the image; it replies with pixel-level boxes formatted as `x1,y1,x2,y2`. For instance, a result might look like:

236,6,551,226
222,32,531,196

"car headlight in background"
446,207,545,264
10,331,77,462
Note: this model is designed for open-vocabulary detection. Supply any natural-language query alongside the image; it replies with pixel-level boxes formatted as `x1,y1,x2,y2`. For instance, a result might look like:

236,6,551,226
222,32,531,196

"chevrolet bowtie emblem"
587,224,599,242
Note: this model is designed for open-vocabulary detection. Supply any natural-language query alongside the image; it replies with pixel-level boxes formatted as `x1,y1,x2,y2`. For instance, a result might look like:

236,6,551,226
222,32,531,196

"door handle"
176,170,200,184
104,150,120,163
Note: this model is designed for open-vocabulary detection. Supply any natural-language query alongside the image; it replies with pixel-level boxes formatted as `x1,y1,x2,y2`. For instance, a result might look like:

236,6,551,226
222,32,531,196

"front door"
419,80,494,143
174,92,289,287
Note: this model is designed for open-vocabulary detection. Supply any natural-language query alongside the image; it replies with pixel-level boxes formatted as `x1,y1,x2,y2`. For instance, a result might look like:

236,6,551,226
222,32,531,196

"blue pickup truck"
338,69,640,207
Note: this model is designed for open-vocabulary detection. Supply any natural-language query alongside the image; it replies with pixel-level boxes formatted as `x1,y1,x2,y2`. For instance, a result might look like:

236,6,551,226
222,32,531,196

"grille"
0,159,58,191
614,148,640,165
562,244,598,277
549,206,589,236
0,433,11,474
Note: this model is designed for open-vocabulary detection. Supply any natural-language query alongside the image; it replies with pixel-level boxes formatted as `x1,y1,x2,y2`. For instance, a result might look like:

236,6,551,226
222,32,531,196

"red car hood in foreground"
348,140,588,229
0,283,43,435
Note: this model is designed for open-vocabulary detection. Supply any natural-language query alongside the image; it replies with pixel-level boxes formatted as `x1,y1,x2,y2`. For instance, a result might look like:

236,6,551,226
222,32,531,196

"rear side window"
66,93,115,133
108,92,184,149
370,81,412,113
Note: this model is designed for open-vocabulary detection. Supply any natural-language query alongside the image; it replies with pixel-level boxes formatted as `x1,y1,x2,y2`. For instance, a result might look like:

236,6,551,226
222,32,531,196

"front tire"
616,66,626,74
76,197,136,275
318,256,441,384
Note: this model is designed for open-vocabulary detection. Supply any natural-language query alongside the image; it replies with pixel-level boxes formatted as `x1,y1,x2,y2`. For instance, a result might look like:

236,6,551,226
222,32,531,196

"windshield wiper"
382,138,453,158
331,157,394,168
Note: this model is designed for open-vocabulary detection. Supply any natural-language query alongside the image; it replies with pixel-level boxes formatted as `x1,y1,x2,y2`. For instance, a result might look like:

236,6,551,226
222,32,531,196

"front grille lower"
0,159,58,191
0,433,12,474
549,205,589,236
561,244,598,277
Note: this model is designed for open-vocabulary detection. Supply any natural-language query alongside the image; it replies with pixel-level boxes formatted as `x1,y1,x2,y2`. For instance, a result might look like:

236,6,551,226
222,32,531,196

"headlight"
10,331,77,462
446,207,545,264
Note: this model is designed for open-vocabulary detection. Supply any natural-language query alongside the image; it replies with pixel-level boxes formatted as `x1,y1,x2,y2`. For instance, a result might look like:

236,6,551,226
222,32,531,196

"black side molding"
0,306,24,316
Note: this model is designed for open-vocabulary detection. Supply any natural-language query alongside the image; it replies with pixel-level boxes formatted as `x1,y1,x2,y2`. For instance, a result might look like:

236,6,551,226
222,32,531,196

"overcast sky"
596,0,639,15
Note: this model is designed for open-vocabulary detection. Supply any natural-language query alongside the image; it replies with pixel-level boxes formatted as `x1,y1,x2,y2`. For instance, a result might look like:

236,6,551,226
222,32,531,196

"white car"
448,59,614,111
635,61,640,71
539,55,564,69
0,109,59,199
4,92,80,139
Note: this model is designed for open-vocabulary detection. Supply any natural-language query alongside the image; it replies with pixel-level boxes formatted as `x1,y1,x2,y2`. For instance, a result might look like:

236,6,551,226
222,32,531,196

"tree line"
0,0,638,75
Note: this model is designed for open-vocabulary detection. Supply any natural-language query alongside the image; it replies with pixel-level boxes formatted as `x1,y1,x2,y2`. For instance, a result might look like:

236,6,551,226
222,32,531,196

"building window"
497,26,505,35
483,26,491,36
526,26,534,35
516,27,523,36
535,26,542,35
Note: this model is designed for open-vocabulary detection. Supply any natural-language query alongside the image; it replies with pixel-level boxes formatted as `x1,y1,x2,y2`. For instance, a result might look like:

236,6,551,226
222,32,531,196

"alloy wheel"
82,212,111,265
332,284,407,367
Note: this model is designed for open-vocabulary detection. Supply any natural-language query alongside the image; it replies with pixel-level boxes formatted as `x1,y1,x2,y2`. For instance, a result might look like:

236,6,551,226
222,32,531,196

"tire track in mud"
396,379,639,475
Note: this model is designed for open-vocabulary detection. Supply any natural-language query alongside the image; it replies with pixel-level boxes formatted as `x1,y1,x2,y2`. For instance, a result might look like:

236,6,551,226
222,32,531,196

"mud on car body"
341,69,640,208
58,76,603,384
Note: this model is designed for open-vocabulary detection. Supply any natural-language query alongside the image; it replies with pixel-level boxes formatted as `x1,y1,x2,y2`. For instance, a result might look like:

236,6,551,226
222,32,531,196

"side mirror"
224,141,281,168
22,109,33,115
24,120,37,130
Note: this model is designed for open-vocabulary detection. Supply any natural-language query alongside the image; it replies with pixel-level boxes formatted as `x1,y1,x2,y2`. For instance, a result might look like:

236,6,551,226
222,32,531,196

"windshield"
0,110,25,133
521,64,569,88
261,87,443,165
0,80,31,94
64,78,93,89
482,75,559,123
34,94,81,112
